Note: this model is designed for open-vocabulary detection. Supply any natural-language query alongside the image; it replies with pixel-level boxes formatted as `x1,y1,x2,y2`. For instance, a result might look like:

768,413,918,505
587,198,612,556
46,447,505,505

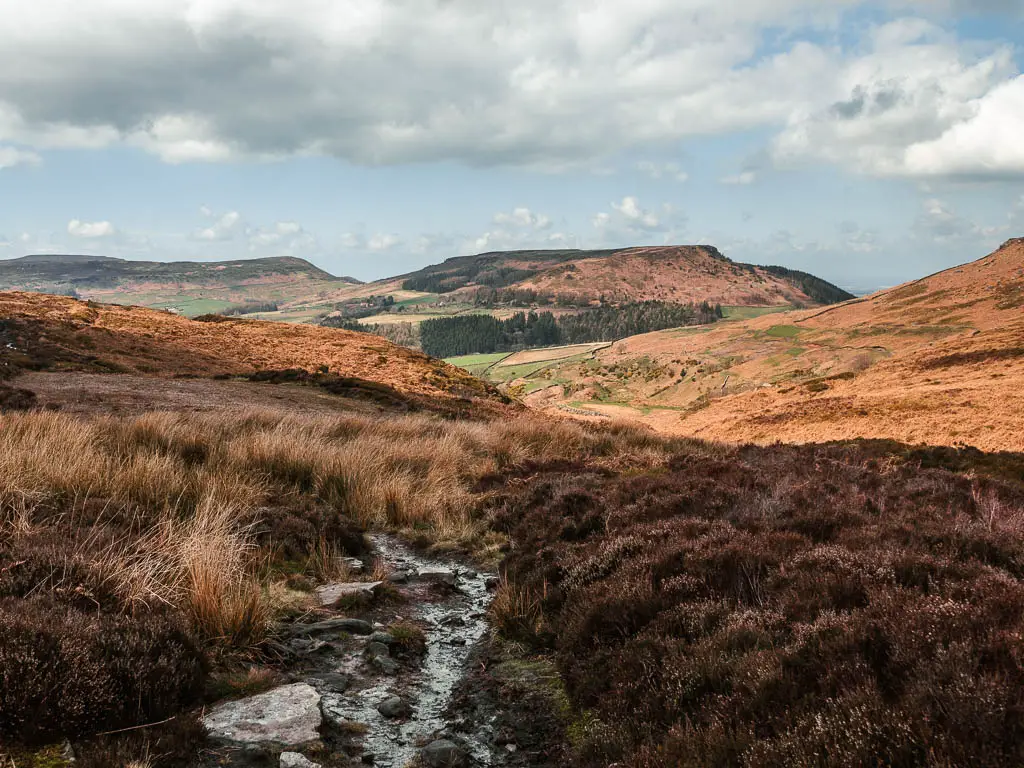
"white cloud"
773,19,1018,176
368,233,403,251
0,0,1013,178
0,3,1017,182
340,232,364,249
247,220,316,253
493,207,552,230
721,171,758,185
0,146,41,169
611,196,662,230
67,219,116,238
470,206,561,252
193,210,242,241
903,76,1024,177
592,196,687,245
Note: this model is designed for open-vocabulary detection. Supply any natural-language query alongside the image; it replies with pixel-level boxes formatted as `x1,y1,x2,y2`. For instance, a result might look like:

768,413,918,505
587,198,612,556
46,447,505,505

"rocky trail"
200,536,504,768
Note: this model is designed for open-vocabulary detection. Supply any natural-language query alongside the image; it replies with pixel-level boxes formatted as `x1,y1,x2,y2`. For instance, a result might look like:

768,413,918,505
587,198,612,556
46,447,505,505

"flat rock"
387,570,411,584
315,581,382,607
203,683,321,745
288,617,373,637
421,739,466,767
281,752,322,768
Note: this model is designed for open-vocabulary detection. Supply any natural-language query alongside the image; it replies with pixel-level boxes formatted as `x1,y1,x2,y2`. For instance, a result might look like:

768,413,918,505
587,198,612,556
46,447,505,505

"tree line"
418,301,721,358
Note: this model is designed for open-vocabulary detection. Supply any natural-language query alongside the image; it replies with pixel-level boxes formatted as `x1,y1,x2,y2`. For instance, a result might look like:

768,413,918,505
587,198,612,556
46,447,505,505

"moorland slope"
391,245,853,307
0,291,506,409
525,238,1024,452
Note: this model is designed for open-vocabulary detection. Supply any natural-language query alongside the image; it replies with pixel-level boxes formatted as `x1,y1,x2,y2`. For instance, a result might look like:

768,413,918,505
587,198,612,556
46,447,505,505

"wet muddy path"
201,535,503,768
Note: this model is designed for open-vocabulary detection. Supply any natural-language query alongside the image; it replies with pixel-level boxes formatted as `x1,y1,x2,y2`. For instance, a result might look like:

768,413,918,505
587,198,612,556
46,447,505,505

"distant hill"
0,246,853,327
0,254,360,318
518,238,1024,453
395,246,854,307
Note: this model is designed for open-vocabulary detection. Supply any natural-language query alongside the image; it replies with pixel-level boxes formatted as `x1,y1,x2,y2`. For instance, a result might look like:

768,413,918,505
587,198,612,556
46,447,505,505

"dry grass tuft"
0,405,686,744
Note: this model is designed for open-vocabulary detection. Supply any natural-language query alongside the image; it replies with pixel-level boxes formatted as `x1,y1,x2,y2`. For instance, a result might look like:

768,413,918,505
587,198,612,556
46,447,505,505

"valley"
2,239,1024,768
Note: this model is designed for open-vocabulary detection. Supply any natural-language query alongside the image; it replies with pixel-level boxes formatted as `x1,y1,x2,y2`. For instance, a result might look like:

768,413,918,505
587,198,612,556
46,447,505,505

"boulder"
369,631,395,645
280,752,321,768
315,581,382,607
387,570,411,584
371,656,400,675
376,696,411,719
203,683,321,745
309,672,350,693
364,641,390,659
421,739,466,767
288,617,373,637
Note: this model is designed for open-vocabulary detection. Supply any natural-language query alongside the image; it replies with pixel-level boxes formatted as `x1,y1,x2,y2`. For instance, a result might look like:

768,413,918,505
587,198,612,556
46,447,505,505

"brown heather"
0,408,673,744
492,440,1024,767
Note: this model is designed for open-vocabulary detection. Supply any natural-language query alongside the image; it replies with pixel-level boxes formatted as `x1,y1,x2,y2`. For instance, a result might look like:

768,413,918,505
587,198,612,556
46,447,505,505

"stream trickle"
203,534,499,768
321,535,497,767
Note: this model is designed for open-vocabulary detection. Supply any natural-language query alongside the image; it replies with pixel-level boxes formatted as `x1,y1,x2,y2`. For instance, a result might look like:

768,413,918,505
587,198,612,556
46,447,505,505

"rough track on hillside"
201,537,506,768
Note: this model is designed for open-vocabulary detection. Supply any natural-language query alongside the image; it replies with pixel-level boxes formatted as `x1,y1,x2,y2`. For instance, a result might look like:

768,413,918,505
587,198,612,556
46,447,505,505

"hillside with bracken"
524,238,1024,453
0,291,508,411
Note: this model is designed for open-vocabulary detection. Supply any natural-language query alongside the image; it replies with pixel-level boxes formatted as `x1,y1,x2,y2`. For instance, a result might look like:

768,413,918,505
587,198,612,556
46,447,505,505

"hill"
515,238,1024,452
394,245,853,307
0,254,359,318
0,291,509,415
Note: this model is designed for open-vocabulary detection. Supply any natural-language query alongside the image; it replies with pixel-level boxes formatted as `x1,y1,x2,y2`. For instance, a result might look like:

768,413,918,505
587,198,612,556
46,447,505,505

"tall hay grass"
0,407,682,651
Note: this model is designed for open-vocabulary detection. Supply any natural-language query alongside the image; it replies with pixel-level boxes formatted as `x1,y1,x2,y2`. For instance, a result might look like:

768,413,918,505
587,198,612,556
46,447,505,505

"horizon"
1,2,1023,293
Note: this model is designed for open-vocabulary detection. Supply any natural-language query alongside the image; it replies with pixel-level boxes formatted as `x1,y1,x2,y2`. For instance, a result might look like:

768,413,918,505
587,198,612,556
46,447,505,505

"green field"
764,324,804,338
444,352,513,376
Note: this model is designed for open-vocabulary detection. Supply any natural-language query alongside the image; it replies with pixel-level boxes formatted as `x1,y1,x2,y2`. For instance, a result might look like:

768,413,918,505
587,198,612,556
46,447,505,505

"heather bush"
494,442,1024,766
0,597,204,744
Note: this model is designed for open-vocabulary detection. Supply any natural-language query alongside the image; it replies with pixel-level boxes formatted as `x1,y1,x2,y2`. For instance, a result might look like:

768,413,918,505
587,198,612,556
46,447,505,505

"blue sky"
1,1,1023,291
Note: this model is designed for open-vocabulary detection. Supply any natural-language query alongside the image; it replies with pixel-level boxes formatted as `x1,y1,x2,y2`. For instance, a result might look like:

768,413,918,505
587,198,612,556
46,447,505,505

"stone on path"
203,683,321,745
280,752,322,768
309,672,351,693
339,556,365,573
372,656,400,675
365,641,390,659
376,696,411,719
288,617,373,636
315,581,382,607
421,739,467,767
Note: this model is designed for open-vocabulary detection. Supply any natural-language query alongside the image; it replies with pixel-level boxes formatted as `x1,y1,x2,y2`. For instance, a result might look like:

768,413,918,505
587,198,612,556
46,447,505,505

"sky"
1,1,1023,291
